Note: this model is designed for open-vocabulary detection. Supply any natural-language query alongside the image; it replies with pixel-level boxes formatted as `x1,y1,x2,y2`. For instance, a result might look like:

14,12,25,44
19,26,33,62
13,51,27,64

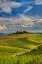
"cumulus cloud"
0,14,42,31
0,0,22,13
0,14,34,26
24,6,33,14
35,0,42,5
0,25,6,30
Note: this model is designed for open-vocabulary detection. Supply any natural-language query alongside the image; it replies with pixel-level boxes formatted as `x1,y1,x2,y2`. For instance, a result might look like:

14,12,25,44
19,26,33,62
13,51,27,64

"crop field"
0,33,42,64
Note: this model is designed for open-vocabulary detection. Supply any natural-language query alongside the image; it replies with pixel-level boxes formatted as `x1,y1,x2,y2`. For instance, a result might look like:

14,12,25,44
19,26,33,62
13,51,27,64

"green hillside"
0,33,42,64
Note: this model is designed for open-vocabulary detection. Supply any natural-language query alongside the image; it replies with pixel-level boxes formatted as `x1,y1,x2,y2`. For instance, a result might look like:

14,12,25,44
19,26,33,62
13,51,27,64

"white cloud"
0,25,6,30
21,24,28,28
0,0,22,13
0,14,42,30
1,7,11,13
23,1,32,5
24,6,33,14
35,0,42,5
38,19,42,23
21,24,33,28
19,14,34,26
0,14,34,29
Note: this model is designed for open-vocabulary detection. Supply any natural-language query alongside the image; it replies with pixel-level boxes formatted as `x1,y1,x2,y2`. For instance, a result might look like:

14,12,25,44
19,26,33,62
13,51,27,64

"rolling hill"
0,33,42,64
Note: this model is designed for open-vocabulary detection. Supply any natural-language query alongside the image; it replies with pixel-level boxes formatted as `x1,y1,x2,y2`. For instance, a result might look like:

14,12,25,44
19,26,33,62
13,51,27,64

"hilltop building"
18,30,23,33
16,30,23,34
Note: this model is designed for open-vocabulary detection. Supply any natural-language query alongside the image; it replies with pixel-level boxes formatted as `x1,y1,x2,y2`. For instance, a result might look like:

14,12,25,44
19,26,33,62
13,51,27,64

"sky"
0,0,42,33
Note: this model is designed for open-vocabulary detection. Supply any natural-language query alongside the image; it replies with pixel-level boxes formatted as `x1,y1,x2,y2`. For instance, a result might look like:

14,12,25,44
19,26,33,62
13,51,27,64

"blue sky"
0,0,42,33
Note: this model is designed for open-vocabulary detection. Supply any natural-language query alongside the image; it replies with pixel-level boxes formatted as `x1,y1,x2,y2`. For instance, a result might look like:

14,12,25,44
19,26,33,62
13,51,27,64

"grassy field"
0,33,42,64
